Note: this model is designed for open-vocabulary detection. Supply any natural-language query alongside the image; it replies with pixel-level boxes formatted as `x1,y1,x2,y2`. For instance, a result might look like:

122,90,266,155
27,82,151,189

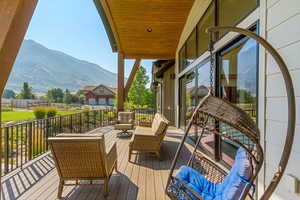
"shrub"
82,106,90,113
33,107,46,119
46,107,57,118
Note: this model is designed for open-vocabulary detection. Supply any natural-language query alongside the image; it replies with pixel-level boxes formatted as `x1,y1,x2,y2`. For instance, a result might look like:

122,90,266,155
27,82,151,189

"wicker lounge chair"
48,134,117,198
128,113,169,161
115,112,135,137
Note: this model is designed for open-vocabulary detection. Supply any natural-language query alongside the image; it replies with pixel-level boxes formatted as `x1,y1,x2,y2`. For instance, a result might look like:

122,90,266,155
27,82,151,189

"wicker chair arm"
105,141,117,173
138,121,152,127
130,134,159,148
170,176,204,200
133,133,158,140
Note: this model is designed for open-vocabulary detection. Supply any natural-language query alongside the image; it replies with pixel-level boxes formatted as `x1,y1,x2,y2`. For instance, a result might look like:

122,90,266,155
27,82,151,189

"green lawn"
1,110,80,123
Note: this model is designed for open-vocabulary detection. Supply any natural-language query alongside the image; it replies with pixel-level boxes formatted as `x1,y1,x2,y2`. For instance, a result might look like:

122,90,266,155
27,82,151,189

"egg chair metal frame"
166,26,296,200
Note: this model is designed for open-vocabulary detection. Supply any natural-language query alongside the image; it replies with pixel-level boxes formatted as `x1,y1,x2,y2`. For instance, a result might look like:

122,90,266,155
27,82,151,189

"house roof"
82,84,117,94
93,0,195,59
103,85,117,94
82,85,97,91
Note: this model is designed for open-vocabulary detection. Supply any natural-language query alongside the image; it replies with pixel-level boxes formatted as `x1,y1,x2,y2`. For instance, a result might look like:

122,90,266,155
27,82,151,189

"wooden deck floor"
1,127,193,200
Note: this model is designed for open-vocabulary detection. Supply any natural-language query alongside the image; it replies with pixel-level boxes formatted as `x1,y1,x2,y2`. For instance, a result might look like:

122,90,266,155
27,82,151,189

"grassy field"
1,110,80,123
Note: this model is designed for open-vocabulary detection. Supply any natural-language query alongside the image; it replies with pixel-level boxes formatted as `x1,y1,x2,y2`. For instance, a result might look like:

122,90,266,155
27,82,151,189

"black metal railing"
131,108,156,125
1,109,117,176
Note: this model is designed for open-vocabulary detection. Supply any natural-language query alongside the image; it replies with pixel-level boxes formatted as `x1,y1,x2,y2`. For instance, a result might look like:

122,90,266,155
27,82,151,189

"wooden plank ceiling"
97,0,195,59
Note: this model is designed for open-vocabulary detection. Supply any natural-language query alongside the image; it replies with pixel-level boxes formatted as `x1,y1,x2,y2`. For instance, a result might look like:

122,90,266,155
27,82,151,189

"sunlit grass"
1,110,80,123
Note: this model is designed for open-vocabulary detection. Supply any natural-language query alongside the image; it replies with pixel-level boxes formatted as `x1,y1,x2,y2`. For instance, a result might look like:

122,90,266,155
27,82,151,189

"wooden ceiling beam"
0,0,38,96
124,58,141,99
124,54,175,60
98,0,122,52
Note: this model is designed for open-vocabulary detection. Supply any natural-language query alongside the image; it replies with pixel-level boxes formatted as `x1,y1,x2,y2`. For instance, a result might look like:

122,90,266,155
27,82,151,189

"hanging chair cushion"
175,148,252,200
215,147,252,200
175,165,217,200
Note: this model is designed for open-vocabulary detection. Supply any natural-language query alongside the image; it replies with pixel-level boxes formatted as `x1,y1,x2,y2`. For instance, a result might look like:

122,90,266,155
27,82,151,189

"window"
177,0,258,72
179,45,186,72
156,84,162,113
98,98,106,105
197,2,215,56
108,98,114,106
219,37,258,119
218,31,258,164
217,0,258,37
197,59,212,101
179,70,197,128
186,30,197,66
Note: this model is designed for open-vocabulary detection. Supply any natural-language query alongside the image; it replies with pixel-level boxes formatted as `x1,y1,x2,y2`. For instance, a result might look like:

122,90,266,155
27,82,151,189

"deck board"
1,127,192,200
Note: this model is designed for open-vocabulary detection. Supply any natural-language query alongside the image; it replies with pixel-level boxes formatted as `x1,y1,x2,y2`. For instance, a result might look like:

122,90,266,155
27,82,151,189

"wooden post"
117,52,125,111
124,58,141,99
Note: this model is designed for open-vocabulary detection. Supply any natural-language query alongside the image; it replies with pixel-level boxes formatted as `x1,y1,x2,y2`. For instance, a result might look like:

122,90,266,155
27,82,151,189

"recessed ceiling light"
147,27,152,32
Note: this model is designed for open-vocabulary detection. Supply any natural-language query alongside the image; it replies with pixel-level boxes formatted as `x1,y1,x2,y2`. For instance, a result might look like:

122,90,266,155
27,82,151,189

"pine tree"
47,88,64,103
63,89,72,104
18,82,34,99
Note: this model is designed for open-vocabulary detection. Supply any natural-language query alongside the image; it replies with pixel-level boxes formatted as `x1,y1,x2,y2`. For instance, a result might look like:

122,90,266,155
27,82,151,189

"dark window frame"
178,0,259,72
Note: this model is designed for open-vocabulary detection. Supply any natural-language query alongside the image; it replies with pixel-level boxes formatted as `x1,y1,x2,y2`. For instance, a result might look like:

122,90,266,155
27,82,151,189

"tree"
2,89,16,99
127,66,153,108
75,90,85,104
63,89,72,104
18,82,34,99
237,89,254,104
47,88,64,103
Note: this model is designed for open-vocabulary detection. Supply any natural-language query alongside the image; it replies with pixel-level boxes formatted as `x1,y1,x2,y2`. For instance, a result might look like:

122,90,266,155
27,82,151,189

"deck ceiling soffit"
97,0,195,59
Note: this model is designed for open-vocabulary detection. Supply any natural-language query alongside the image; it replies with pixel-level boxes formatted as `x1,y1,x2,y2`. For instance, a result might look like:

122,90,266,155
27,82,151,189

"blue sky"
24,0,153,81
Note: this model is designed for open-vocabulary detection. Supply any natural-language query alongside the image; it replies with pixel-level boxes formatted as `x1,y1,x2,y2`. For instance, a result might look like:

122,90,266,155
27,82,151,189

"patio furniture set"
48,112,169,198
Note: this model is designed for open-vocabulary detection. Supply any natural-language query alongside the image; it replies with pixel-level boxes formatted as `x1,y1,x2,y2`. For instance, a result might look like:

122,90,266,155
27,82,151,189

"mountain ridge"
5,39,119,93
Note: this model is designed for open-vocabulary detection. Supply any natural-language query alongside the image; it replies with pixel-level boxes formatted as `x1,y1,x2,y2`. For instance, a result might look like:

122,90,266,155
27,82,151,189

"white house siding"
260,0,300,199
175,0,300,198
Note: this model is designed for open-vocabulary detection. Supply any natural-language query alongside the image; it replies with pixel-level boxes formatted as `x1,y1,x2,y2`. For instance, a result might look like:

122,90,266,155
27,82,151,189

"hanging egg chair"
166,26,296,200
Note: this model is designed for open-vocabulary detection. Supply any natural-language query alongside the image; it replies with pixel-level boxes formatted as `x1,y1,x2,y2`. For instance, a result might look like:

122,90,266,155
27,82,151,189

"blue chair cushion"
175,147,252,200
175,166,217,200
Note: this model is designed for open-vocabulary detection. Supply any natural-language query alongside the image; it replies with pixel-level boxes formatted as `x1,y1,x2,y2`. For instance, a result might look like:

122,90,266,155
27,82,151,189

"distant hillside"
6,40,119,93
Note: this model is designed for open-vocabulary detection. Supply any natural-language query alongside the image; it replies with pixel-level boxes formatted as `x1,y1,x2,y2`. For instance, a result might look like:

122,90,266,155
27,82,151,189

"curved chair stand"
207,26,296,200
166,26,296,200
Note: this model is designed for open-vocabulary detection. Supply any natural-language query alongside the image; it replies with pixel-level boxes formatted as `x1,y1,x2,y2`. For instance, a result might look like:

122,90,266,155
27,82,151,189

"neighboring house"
82,84,116,106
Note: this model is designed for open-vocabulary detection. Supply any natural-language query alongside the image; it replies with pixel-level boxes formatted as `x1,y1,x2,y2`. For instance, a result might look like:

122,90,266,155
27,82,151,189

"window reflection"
179,46,186,72
197,2,215,56
218,0,257,37
186,30,197,66
220,37,258,120
219,36,258,161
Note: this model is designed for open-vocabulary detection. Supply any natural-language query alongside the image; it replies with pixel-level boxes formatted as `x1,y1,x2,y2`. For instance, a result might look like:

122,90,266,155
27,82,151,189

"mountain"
5,40,119,93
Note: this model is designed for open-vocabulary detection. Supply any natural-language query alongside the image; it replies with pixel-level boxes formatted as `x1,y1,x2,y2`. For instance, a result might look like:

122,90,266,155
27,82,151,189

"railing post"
87,111,90,131
28,122,33,161
79,113,82,133
45,118,49,150
100,110,103,127
4,127,9,174
59,115,62,132
94,110,97,128
70,114,73,133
